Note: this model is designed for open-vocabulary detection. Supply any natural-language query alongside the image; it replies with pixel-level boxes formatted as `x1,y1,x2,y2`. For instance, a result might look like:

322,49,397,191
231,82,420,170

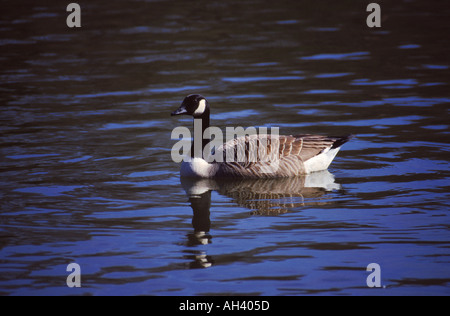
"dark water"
1,0,449,295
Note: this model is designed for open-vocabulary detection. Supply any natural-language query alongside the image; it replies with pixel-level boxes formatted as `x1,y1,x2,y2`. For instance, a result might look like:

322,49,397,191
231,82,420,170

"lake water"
1,0,449,296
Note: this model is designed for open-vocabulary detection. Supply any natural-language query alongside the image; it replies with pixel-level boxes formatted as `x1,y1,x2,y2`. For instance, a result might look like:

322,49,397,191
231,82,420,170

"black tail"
330,134,354,149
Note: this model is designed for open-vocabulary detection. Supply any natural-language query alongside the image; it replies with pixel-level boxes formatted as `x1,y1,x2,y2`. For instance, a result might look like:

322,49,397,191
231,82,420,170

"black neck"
191,110,210,159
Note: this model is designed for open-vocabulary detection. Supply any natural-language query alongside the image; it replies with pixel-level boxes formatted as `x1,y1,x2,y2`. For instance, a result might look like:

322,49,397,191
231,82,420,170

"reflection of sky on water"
0,0,449,296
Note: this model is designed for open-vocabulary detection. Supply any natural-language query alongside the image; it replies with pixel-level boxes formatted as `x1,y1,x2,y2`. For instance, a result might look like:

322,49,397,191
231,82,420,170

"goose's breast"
181,158,217,178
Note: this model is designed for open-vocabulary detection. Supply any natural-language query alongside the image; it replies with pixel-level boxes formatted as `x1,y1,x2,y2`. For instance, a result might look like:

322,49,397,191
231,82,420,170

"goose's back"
210,134,350,178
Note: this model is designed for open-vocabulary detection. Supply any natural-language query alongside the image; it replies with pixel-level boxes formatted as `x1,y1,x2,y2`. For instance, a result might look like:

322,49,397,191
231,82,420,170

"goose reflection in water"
180,170,340,268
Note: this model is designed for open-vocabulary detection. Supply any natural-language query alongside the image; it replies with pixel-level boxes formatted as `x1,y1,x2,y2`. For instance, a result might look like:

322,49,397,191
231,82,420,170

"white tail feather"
304,147,340,173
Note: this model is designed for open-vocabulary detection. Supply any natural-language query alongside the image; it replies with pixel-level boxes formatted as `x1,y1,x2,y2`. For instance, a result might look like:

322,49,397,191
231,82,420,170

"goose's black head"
171,94,209,118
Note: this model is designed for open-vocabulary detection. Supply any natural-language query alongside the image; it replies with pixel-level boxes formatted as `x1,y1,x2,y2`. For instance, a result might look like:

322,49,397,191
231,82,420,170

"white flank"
304,147,340,173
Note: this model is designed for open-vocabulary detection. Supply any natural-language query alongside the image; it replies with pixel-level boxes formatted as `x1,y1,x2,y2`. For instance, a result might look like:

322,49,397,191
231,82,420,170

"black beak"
171,106,188,116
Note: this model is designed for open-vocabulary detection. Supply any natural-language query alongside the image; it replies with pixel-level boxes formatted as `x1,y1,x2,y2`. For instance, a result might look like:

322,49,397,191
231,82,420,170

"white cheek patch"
193,99,206,116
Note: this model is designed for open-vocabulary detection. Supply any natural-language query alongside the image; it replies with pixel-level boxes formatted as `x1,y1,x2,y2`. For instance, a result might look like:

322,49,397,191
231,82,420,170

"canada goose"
171,94,352,178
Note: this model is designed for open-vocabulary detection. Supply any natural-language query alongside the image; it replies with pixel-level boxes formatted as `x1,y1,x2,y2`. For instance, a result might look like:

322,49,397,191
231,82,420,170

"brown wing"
215,134,351,163
280,134,352,162
211,134,352,177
